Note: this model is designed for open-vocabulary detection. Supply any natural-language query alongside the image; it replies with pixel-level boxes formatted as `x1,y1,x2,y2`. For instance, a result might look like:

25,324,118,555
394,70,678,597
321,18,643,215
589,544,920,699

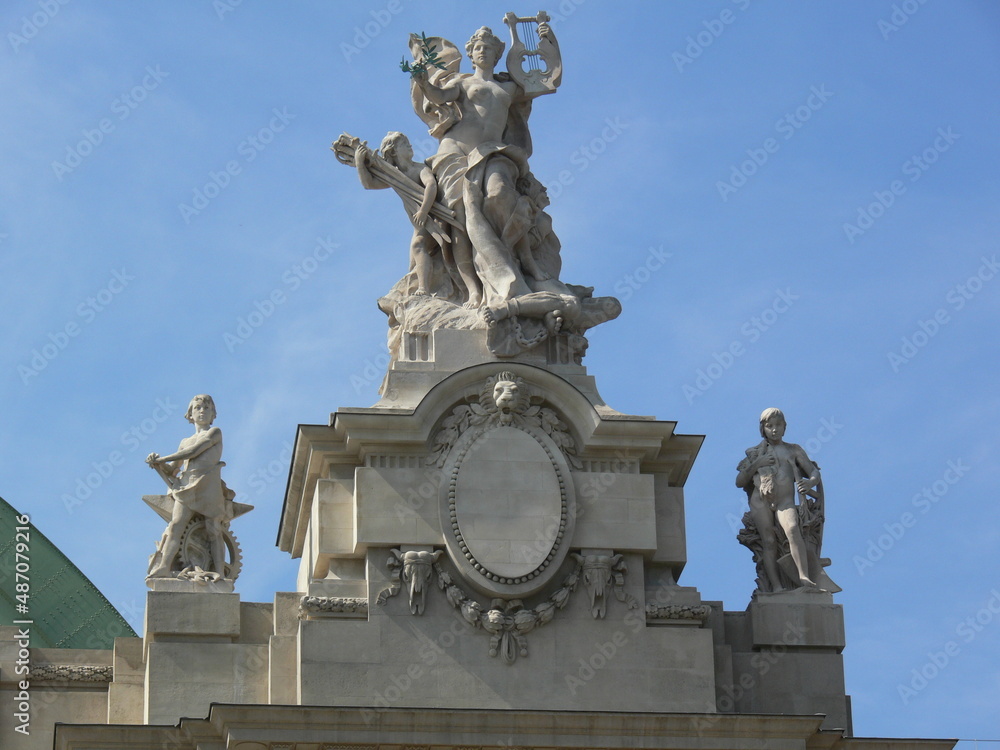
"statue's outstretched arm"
355,145,388,191
413,69,459,106
333,133,459,230
504,13,562,97
331,134,387,190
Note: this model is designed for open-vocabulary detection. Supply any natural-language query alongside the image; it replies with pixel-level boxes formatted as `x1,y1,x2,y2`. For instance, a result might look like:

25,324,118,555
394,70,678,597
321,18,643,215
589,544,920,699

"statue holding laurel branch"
332,12,620,362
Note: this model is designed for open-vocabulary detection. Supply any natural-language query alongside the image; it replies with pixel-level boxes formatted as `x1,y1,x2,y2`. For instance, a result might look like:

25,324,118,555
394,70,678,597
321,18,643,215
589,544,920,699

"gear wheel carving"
174,517,244,580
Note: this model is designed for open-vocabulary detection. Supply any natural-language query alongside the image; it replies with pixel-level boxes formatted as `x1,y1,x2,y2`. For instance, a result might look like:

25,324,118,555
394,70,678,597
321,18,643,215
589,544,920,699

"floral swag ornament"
378,548,637,665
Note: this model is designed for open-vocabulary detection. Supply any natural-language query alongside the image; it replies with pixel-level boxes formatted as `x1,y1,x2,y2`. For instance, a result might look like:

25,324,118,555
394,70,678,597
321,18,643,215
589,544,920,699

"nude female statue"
332,17,621,363
410,23,560,307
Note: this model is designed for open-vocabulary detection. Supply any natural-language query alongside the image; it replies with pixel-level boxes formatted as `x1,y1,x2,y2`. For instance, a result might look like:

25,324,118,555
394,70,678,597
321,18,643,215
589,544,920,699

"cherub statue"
352,131,458,298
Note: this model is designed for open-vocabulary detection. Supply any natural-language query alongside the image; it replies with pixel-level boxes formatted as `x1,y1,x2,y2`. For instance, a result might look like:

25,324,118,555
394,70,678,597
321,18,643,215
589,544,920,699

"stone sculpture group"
332,13,621,362
137,14,838,603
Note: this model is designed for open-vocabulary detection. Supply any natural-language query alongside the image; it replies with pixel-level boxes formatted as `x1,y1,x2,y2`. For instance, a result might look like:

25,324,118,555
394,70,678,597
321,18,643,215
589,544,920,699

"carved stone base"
719,591,849,729
748,590,844,650
299,595,369,619
372,327,620,414
145,577,235,594
751,588,835,605
378,280,619,370
279,362,713,712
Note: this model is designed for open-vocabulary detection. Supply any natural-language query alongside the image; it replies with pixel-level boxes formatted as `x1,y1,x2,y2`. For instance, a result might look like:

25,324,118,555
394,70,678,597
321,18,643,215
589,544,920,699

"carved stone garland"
29,665,113,682
645,604,712,623
377,549,637,665
433,559,572,664
299,596,369,617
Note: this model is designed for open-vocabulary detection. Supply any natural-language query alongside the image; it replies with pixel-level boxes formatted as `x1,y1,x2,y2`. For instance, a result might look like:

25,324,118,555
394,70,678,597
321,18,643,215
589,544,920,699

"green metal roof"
0,495,136,649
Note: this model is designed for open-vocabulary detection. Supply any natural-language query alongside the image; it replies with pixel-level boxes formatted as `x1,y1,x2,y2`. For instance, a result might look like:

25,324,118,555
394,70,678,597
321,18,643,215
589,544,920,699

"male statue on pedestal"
736,408,840,594
143,394,251,585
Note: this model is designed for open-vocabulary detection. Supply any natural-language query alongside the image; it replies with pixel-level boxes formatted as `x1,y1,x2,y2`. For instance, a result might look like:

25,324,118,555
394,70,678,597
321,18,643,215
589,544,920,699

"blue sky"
2,0,998,742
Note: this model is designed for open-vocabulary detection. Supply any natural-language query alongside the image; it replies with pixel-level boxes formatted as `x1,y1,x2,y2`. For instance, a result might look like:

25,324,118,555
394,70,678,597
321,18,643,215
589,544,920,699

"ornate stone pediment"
375,550,635,665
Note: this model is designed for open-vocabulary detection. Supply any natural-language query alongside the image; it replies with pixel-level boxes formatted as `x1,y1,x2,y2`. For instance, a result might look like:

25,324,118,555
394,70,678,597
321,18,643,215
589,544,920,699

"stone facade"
2,329,891,749
0,11,957,750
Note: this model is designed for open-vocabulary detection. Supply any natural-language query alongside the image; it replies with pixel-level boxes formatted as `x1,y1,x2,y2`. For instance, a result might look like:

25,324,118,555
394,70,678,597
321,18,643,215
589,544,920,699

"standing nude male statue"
736,408,839,593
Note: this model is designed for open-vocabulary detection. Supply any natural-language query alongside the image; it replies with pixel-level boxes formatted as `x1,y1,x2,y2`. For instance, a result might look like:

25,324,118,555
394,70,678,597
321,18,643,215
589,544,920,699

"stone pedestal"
373,328,619,414
145,578,235,594
142,592,270,725
749,590,846,649
716,592,850,732
278,359,718,713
